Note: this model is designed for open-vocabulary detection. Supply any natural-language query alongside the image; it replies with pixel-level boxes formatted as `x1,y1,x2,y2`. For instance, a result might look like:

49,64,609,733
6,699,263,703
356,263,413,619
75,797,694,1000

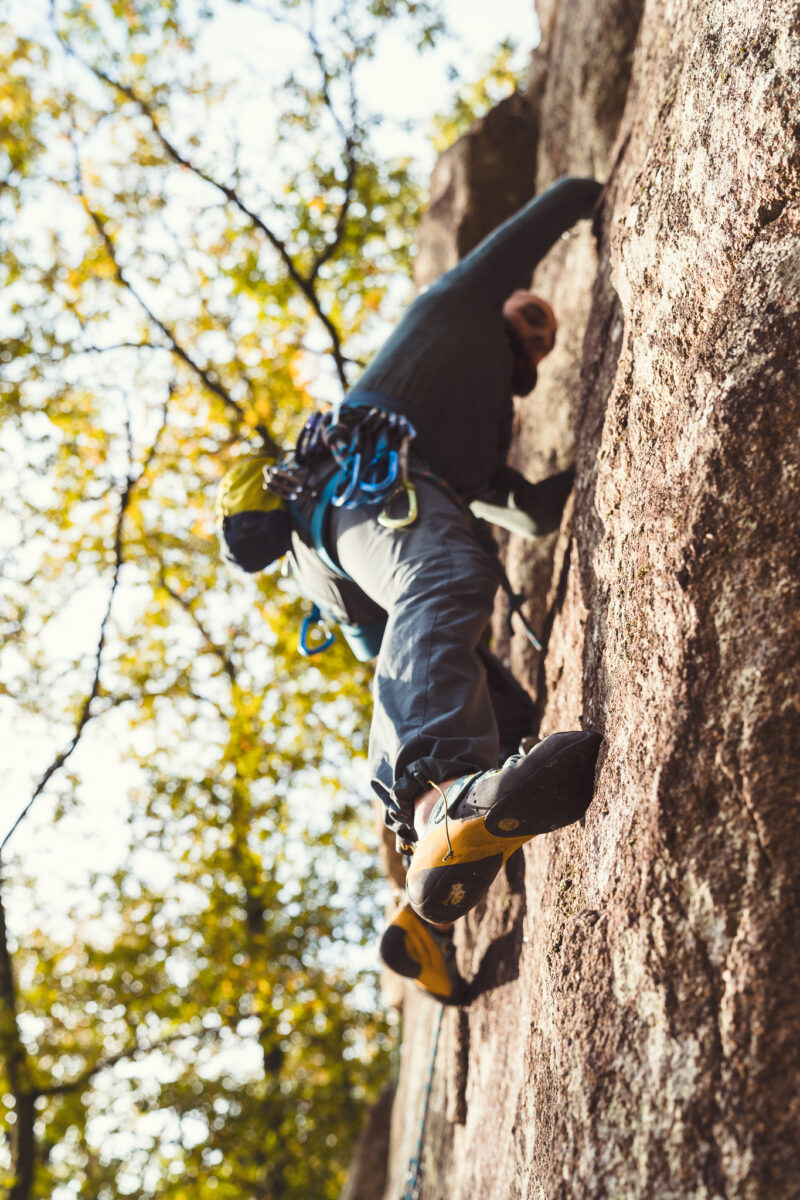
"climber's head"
503,290,558,394
216,455,292,573
503,290,558,360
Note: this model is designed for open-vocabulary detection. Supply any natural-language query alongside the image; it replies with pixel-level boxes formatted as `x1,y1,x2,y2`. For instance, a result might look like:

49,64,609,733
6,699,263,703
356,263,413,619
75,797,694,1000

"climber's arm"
441,176,603,307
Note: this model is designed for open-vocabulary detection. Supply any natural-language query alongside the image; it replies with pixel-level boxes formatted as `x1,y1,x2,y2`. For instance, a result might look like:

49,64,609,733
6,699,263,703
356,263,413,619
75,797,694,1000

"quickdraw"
378,426,417,529
264,404,419,529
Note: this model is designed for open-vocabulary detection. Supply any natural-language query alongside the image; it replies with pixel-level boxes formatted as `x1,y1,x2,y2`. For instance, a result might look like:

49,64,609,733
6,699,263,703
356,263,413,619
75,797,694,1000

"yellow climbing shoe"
406,731,602,925
379,902,468,1006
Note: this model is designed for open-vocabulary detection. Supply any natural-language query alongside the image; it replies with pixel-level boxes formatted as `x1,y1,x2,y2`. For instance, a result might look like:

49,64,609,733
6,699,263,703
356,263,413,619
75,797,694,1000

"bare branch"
77,55,351,391
305,7,360,282
138,381,173,477
0,474,133,859
308,128,357,284
73,339,163,355
36,1028,207,1097
305,0,350,143
159,573,238,685
0,884,36,1200
69,131,279,454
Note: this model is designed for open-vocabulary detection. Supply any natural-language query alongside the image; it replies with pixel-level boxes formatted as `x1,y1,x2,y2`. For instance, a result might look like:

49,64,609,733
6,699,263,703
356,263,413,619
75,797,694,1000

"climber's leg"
331,478,502,847
470,465,576,540
479,642,536,761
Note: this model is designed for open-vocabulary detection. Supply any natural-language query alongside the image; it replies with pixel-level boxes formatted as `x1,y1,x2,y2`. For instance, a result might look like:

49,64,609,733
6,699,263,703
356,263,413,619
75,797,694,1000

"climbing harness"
402,1006,444,1200
264,401,543,659
264,403,419,530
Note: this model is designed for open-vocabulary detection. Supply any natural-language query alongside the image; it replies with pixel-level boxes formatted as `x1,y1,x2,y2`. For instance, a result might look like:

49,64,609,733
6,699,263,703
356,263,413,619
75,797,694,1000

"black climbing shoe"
406,730,602,926
379,903,468,1006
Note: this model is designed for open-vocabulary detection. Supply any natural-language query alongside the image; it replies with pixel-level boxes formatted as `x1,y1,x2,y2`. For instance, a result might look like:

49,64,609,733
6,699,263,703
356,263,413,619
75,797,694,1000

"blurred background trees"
0,0,530,1194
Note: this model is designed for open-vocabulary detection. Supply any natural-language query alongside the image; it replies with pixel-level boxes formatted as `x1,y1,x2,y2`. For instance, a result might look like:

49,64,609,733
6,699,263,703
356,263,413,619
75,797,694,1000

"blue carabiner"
360,448,399,496
332,451,362,507
299,605,336,656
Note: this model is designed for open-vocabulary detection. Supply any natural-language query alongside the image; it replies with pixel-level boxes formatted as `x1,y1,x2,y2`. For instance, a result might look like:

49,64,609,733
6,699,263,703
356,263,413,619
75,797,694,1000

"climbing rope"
402,1006,444,1200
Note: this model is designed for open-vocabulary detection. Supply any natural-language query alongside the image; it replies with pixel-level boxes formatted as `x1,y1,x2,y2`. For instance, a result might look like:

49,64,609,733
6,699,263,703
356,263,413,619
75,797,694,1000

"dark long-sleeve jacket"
287,177,602,638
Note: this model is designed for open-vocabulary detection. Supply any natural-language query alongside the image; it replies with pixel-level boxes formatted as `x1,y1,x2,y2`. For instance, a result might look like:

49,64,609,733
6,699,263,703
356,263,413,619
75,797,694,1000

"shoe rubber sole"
406,731,601,925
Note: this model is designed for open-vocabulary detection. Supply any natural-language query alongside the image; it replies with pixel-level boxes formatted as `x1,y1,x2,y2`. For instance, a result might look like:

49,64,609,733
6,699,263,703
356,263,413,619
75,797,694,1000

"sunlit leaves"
0,0,452,1194
432,38,526,152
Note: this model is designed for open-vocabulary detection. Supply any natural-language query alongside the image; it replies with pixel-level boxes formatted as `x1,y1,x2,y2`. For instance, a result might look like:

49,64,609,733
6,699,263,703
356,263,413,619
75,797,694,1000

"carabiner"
295,411,323,464
332,451,362,507
378,479,418,529
299,605,336,656
360,448,399,496
263,463,304,500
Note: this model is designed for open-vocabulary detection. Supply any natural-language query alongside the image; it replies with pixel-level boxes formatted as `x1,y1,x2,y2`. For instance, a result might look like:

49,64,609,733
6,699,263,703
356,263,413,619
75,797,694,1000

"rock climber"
216,176,604,1006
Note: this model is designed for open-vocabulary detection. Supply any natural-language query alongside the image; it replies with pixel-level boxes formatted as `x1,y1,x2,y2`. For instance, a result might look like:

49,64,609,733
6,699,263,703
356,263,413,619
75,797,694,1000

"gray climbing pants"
332,479,533,843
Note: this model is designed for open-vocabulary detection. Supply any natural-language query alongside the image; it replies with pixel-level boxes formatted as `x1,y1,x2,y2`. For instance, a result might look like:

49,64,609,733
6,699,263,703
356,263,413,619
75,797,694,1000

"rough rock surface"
413,92,539,289
339,1080,395,1200
356,1,800,1198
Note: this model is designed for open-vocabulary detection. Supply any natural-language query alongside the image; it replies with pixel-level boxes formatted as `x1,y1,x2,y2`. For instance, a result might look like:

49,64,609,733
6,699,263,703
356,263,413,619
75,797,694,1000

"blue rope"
402,1007,444,1200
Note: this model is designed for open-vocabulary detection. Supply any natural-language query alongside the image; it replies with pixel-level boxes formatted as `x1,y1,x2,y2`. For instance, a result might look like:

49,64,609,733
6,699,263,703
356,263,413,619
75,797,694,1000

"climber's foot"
379,903,469,1006
406,731,602,925
469,464,575,540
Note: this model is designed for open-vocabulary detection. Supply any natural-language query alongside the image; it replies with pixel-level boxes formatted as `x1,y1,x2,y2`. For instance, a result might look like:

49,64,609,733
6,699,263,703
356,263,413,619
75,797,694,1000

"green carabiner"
378,479,418,529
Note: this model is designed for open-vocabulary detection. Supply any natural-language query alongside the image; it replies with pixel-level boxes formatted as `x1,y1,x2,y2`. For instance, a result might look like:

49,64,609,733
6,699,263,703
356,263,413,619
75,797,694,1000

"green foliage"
0,0,448,1194
431,39,527,152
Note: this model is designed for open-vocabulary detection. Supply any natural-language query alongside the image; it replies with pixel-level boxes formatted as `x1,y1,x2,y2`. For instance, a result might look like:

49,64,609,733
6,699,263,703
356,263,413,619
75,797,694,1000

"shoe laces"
428,779,455,862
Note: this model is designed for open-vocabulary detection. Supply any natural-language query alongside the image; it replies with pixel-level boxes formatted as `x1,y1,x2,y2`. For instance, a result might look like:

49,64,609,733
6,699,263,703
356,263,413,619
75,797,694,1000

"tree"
0,1,446,1194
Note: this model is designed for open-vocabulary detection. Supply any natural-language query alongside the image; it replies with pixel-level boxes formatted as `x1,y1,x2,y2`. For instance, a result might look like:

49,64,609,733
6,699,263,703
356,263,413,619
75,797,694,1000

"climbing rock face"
372,1,800,1198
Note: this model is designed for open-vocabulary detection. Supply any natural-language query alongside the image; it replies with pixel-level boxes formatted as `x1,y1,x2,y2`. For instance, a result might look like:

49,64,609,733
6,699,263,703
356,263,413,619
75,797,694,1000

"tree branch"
305,7,360,283
73,339,162,355
69,131,279,455
76,54,351,391
158,574,238,685
0,473,133,859
0,884,36,1200
36,1028,207,1098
